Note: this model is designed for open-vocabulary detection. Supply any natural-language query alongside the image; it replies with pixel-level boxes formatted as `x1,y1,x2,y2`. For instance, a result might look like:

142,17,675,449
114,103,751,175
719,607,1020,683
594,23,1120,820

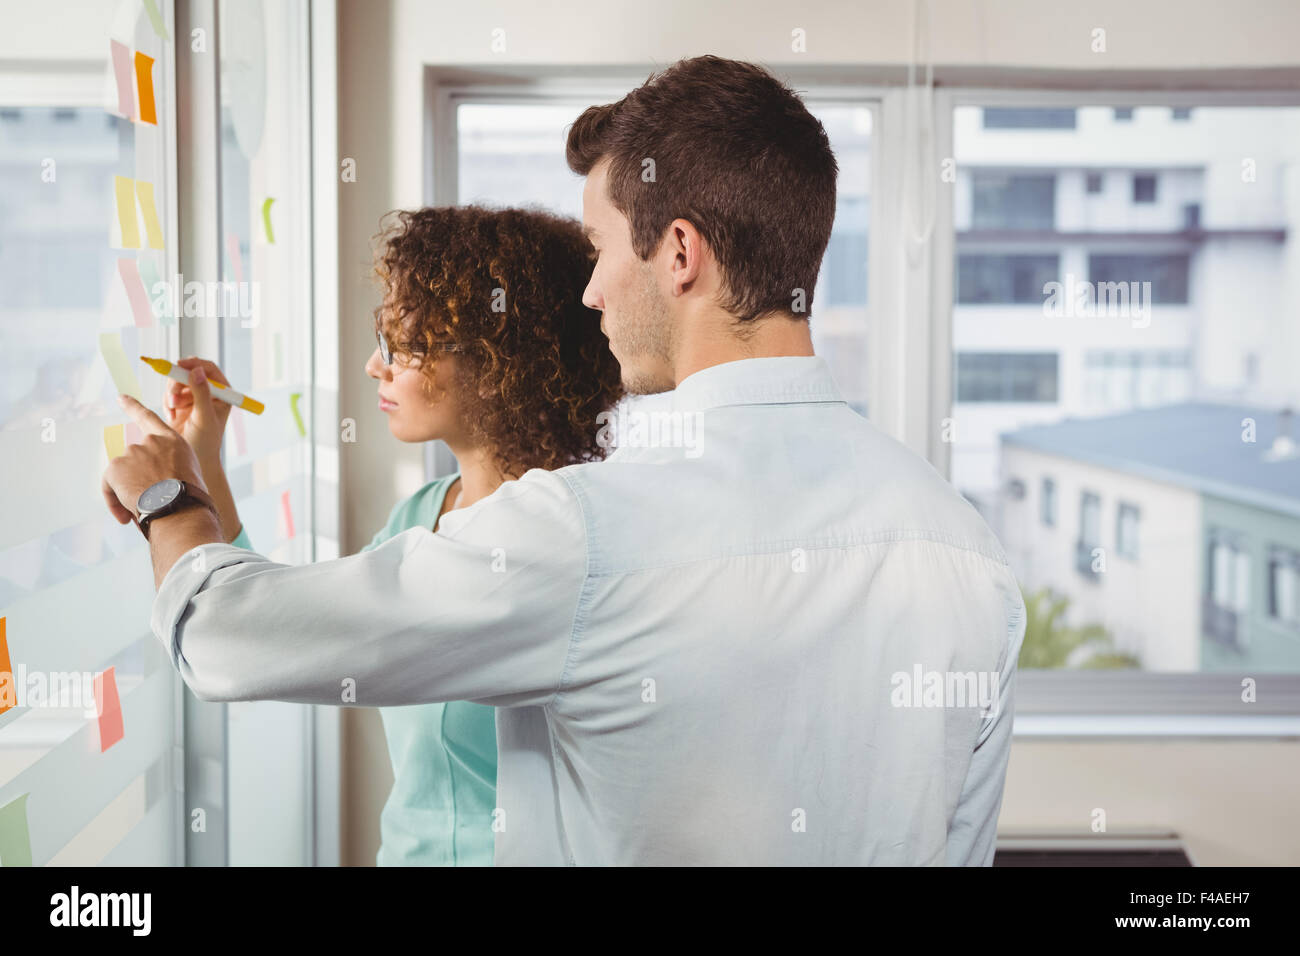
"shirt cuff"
150,543,269,667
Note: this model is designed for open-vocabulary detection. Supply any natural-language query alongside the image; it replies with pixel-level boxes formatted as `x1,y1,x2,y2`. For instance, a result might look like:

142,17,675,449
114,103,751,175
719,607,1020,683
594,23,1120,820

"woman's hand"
164,357,244,543
166,356,233,467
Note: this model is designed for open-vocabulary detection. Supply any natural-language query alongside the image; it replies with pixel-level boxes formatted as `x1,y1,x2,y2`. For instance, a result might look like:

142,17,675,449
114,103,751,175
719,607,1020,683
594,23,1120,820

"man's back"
493,356,1026,865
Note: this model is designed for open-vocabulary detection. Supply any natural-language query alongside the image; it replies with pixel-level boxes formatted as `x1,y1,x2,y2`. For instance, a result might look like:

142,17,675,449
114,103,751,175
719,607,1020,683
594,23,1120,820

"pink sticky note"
124,421,144,447
231,410,247,455
109,40,135,121
225,232,244,284
94,666,124,752
281,489,295,539
117,258,153,328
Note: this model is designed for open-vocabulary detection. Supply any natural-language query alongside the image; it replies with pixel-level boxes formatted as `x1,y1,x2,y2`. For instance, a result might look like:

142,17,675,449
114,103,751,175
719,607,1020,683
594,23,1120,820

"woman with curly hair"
161,205,622,866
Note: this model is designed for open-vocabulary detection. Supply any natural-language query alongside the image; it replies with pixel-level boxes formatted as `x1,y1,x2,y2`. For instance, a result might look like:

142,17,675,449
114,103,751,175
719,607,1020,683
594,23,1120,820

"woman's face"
364,338,466,445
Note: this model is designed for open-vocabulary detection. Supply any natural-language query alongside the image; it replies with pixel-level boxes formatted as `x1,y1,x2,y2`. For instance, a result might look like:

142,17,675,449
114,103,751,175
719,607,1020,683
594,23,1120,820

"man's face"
581,160,676,395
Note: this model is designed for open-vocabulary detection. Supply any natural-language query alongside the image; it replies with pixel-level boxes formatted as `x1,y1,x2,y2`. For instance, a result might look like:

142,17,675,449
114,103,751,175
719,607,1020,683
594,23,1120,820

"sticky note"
261,197,275,243
113,175,141,249
98,331,144,402
125,422,143,447
94,666,124,752
0,793,32,867
289,392,305,437
281,489,295,539
117,258,153,328
109,40,135,120
103,424,125,461
143,0,169,40
231,409,247,455
225,232,244,284
133,52,157,125
134,180,164,249
0,617,12,717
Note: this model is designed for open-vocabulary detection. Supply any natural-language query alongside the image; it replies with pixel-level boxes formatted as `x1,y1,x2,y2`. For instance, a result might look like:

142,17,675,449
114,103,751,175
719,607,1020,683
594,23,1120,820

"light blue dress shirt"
228,473,496,866
152,355,1026,865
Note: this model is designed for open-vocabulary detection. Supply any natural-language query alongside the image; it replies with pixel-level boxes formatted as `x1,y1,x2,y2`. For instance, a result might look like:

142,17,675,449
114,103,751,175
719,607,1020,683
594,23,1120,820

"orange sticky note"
0,617,13,717
103,424,125,460
113,175,140,249
109,40,135,120
281,489,295,539
117,258,153,327
133,52,157,125
94,666,124,752
134,180,164,249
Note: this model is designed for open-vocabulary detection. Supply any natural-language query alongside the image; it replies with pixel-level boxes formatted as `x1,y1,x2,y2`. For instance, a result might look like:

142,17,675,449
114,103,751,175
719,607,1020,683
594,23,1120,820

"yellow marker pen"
139,356,265,414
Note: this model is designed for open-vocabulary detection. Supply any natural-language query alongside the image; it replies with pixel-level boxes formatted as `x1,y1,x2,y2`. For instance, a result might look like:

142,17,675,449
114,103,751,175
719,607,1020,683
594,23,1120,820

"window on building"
955,352,1058,402
1089,253,1190,305
1171,107,1193,121
1085,171,1104,194
1041,477,1057,527
1132,173,1158,203
1116,503,1141,559
1269,547,1300,627
971,171,1056,230
956,254,1058,304
1114,107,1135,121
1208,531,1252,614
982,107,1077,129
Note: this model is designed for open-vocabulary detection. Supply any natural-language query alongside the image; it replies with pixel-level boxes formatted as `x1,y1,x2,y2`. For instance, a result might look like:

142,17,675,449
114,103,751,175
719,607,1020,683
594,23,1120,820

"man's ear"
668,218,705,296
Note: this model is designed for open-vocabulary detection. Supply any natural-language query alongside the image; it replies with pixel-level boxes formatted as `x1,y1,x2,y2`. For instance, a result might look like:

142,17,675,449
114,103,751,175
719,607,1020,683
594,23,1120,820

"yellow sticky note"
103,424,125,460
114,175,140,249
134,180,164,249
289,392,305,437
98,332,143,402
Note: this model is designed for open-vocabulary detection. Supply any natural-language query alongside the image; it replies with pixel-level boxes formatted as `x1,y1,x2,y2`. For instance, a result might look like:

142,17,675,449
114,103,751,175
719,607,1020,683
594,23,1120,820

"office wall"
333,0,1300,865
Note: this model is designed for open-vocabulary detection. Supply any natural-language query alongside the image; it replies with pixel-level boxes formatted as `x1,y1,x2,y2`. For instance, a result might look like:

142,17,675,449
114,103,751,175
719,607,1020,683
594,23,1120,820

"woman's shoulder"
377,473,461,536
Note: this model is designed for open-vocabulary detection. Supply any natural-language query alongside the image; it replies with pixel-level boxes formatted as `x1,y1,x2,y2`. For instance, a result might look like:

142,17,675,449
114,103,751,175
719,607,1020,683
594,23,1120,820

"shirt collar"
668,356,845,413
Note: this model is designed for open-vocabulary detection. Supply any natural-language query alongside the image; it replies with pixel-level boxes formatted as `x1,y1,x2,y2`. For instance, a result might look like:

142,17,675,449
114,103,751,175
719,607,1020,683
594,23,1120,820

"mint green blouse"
230,473,497,866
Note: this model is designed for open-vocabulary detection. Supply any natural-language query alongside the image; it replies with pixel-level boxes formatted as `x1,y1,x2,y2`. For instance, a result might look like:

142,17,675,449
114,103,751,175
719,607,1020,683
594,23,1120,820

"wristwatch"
135,478,219,541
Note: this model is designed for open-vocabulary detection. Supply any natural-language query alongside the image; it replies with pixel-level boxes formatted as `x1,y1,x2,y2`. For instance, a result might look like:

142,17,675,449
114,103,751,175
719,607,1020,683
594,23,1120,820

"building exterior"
950,105,1300,531
1001,403,1300,673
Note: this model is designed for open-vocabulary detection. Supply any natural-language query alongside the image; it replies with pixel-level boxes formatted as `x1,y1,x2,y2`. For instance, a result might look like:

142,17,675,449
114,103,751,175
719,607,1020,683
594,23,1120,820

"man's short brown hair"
566,55,838,323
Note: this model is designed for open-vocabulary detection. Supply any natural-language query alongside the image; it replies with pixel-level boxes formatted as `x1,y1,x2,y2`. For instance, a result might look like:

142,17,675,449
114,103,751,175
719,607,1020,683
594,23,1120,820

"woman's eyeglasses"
375,320,462,367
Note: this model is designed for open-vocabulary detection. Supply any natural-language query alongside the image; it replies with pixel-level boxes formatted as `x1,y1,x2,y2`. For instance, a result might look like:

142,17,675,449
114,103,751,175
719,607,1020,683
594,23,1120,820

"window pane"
953,104,1300,674
972,172,1055,230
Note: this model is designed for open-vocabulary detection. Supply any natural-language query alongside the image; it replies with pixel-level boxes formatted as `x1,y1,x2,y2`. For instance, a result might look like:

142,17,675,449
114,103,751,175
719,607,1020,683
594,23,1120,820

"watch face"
139,478,183,513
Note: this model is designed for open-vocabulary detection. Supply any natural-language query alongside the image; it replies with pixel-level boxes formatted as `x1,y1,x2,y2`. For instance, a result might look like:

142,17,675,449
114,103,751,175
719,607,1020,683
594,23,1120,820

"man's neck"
672,307,816,387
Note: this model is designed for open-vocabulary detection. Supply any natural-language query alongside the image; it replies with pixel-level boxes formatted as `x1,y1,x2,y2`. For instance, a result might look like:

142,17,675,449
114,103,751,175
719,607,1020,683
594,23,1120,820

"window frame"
423,77,1300,734
939,87,1300,732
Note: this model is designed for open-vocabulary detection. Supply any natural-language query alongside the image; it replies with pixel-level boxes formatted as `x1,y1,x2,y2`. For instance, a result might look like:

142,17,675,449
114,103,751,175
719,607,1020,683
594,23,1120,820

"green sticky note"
289,392,305,437
143,0,170,40
138,258,173,325
262,197,276,244
0,793,32,866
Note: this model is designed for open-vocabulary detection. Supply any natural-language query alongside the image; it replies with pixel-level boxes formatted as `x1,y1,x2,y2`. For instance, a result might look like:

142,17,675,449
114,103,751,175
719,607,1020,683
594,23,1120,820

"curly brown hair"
372,205,623,475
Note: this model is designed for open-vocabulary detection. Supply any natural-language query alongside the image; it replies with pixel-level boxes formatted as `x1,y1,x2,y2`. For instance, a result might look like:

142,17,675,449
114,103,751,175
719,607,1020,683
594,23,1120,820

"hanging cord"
902,0,937,267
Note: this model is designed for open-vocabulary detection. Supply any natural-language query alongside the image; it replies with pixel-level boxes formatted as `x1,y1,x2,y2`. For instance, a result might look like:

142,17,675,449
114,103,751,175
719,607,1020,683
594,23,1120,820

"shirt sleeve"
149,468,587,710
944,566,1026,866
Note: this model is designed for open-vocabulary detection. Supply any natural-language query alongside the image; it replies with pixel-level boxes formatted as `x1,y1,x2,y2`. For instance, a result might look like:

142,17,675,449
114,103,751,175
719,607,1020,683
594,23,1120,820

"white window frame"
940,87,1300,734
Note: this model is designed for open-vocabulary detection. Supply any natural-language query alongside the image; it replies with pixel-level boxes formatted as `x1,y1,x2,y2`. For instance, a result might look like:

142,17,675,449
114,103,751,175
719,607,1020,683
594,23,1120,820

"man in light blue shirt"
104,55,1025,865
